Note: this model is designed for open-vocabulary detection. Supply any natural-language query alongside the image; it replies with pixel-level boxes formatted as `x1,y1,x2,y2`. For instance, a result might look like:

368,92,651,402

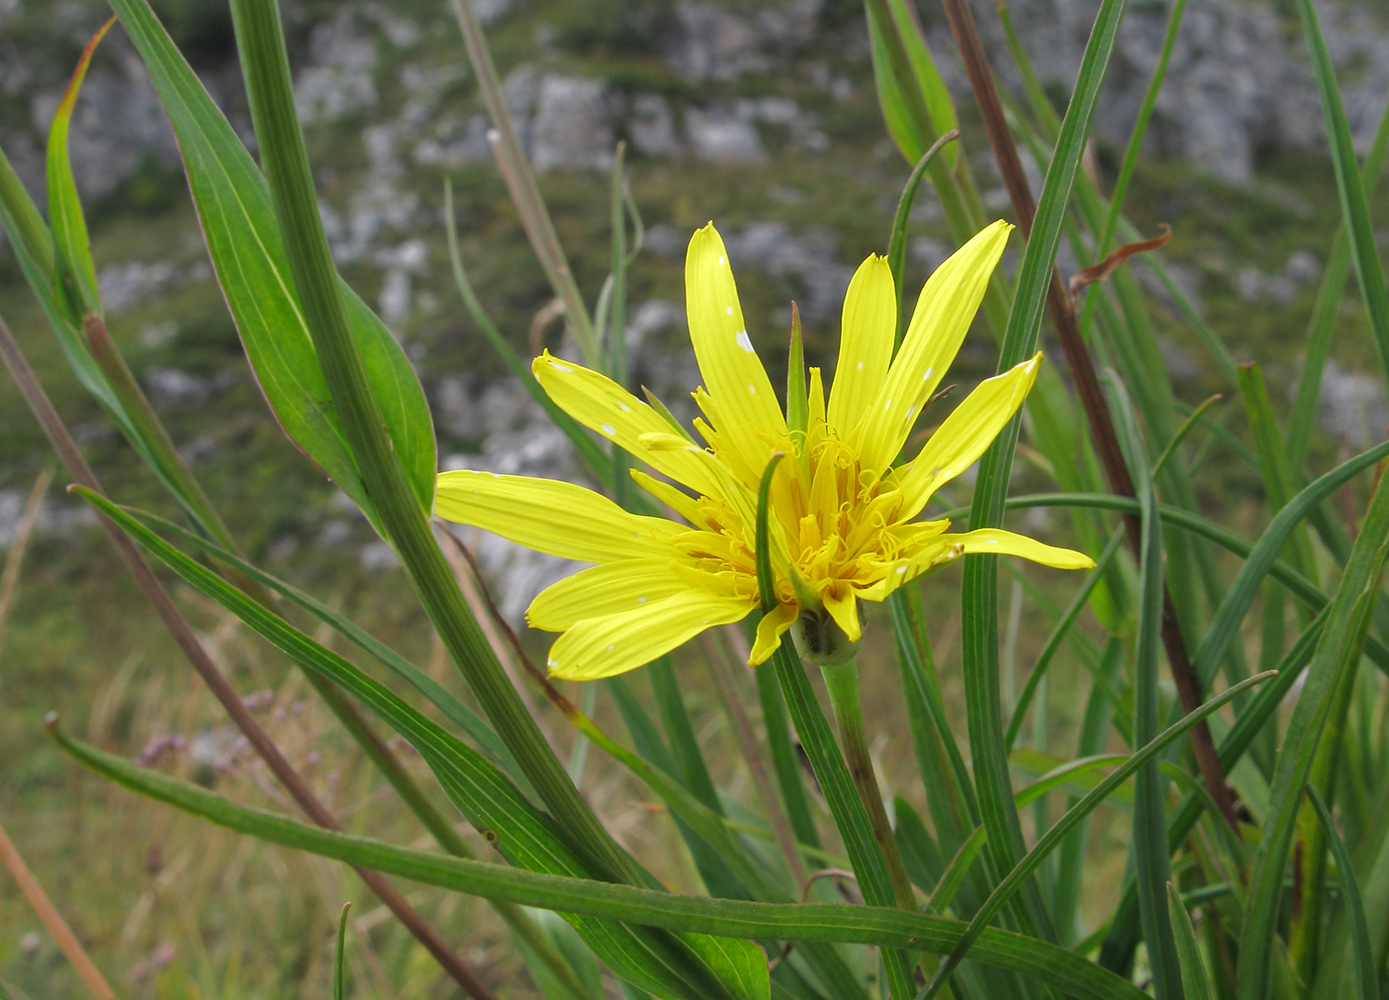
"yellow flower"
436,220,1093,680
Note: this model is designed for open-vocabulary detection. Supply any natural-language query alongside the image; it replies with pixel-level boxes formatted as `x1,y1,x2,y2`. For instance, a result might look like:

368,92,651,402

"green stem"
820,658,917,912
228,0,641,888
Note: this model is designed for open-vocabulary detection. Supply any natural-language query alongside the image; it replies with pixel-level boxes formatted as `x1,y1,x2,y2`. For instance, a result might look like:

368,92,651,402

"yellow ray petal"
945,528,1095,569
823,584,861,643
855,221,1012,472
685,224,788,474
435,470,679,563
827,254,895,436
527,559,689,631
546,590,752,680
534,351,722,497
897,353,1042,520
858,524,1093,602
750,602,797,665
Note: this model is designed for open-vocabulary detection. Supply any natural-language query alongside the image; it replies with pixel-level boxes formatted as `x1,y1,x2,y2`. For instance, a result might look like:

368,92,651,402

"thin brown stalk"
936,0,1239,831
703,628,806,885
0,310,498,1000
0,813,119,1000
447,0,598,364
0,463,52,656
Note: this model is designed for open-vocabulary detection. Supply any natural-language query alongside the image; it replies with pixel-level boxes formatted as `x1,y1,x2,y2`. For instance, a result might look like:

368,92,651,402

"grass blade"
333,902,351,1000
957,0,1129,943
53,721,1150,1000
75,487,764,1000
1106,372,1181,999
1165,885,1213,1000
1307,787,1375,1000
1287,91,1389,470
920,670,1275,996
1235,476,1389,1000
1292,0,1389,378
44,17,114,319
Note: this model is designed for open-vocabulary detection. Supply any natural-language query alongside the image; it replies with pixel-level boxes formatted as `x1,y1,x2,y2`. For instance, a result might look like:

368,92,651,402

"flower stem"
820,658,917,912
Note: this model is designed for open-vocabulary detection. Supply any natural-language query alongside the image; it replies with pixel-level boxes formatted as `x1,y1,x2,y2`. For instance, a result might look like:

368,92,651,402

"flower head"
436,221,1093,680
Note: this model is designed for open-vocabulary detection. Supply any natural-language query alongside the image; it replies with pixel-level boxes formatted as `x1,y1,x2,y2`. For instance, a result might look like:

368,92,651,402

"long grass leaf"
1307,787,1375,1000
1165,885,1213,1000
919,672,1274,996
74,487,763,1000
1292,0,1389,377
1106,372,1181,999
958,0,1128,944
53,723,1149,1000
1235,477,1389,1000
752,458,915,1000
1287,92,1389,470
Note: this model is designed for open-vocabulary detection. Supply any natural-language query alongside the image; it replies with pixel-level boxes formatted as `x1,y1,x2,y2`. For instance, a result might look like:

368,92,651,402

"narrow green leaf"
1165,885,1213,1000
1237,364,1317,585
920,671,1274,996
53,726,1152,1000
959,0,1129,947
1307,787,1375,1000
45,17,113,319
754,458,914,1000
333,902,351,1000
73,487,763,1000
1292,0,1389,379
109,0,435,526
1004,530,1125,751
753,660,820,851
1236,476,1389,1000
122,505,526,789
1106,372,1181,1000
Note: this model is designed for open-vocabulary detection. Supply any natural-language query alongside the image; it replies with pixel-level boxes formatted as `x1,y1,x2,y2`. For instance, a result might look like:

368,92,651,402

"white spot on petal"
857,361,863,371
637,597,648,604
906,405,916,419
748,384,757,394
601,424,617,436
985,539,998,545
552,361,573,372
896,566,907,575
923,366,933,381
718,255,726,266
736,330,755,353
607,643,615,652
726,305,734,316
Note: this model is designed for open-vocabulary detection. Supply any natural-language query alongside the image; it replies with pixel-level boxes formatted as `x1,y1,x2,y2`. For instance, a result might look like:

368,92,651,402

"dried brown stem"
0,311,498,1000
0,812,119,1000
936,0,1239,831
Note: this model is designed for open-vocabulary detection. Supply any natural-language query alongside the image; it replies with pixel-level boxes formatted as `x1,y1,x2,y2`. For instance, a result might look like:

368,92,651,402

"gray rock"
294,6,379,124
98,260,175,314
628,93,681,157
143,367,239,403
685,105,765,162
1318,360,1389,450
721,221,853,321
530,75,615,172
412,114,494,168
